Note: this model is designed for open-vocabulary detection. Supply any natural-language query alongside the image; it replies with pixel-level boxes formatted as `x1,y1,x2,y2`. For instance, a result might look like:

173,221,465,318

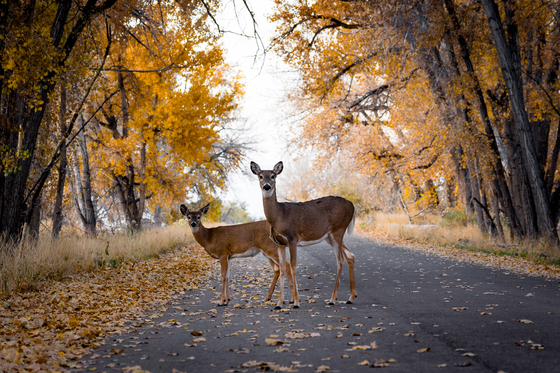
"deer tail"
347,204,356,235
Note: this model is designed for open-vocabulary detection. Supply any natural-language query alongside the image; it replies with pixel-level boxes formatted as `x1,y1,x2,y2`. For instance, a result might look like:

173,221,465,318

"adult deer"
250,161,357,307
180,203,294,308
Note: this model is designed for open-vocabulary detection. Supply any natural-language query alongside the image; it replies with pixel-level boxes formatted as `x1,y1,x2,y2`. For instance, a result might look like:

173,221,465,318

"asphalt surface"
78,234,560,373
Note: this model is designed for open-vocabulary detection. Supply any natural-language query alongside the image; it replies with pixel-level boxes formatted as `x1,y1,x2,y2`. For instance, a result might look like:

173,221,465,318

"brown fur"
251,161,357,307
180,203,294,307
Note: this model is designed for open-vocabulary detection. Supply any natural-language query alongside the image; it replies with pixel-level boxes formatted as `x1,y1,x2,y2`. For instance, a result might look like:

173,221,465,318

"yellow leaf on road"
265,338,285,346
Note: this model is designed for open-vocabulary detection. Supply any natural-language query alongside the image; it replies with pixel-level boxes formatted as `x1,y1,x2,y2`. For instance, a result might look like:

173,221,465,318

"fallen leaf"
316,365,330,372
352,345,371,350
371,361,390,367
285,331,320,339
518,319,533,324
369,327,385,333
416,347,431,353
265,338,285,346
68,317,79,328
190,331,202,336
358,360,369,366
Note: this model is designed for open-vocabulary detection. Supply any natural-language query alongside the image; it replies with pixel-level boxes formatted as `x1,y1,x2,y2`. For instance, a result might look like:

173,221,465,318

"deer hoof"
292,304,300,309
289,301,294,304
327,301,335,306
346,300,353,304
274,306,282,310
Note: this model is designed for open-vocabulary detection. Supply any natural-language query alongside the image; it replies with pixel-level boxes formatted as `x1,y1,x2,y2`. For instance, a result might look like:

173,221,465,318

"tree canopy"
0,0,246,239
271,0,560,243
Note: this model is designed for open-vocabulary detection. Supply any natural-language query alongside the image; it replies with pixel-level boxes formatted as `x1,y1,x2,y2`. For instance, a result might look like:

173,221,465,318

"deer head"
250,161,283,198
180,203,210,233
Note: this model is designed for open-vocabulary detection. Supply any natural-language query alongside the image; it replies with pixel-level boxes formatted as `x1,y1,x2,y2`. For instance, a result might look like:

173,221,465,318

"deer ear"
201,203,210,215
180,204,189,216
250,161,261,175
273,161,283,175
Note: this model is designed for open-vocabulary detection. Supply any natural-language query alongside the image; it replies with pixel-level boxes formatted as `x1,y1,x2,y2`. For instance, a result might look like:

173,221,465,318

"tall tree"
271,0,560,242
0,0,117,241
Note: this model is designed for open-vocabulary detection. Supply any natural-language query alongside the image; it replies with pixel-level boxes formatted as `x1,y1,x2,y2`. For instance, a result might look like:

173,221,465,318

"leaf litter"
0,244,214,372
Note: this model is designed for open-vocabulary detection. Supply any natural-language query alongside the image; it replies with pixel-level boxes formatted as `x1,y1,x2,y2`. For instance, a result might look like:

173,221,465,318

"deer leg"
326,235,344,305
218,256,229,306
288,242,300,308
285,260,296,303
275,246,287,310
265,259,280,302
341,242,357,303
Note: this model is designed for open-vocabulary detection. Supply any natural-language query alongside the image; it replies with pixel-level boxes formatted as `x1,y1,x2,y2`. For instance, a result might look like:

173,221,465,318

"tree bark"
443,0,523,238
52,85,68,239
0,0,118,242
77,122,96,235
69,125,97,235
480,0,558,242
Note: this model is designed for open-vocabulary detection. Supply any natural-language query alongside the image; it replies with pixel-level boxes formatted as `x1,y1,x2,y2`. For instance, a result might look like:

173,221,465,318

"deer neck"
191,223,211,248
262,189,282,225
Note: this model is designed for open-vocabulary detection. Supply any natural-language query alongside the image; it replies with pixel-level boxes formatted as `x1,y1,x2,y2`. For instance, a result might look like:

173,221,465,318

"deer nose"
263,184,271,191
190,222,197,228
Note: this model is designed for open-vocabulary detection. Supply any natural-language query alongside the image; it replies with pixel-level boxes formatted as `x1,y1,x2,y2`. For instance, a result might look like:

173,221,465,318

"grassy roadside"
0,221,195,298
0,222,217,372
357,212,560,278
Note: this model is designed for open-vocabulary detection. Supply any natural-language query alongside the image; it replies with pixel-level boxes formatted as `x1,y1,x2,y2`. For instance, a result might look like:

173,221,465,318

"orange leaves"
0,244,215,371
83,0,244,215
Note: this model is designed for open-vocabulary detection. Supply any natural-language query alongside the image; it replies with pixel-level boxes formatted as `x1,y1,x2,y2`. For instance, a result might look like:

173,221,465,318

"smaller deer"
180,203,294,308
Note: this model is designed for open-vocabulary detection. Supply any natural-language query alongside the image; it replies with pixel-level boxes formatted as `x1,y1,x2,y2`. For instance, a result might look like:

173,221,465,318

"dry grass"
359,211,560,268
0,221,194,298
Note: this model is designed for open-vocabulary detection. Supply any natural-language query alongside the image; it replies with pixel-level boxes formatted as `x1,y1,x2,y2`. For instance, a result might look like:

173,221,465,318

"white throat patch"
261,188,275,198
190,226,200,233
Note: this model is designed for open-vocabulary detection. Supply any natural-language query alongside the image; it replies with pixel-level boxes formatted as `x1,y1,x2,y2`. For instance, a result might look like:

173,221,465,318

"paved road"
79,234,560,372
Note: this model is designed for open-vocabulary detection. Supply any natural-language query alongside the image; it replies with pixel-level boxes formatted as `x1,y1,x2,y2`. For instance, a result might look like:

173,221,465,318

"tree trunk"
52,85,68,239
0,0,118,242
28,190,42,240
480,0,558,242
69,127,96,235
444,0,523,238
77,122,96,235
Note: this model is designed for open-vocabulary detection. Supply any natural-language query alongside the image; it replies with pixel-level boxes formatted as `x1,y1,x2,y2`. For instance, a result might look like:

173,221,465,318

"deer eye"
259,175,263,179
271,175,275,179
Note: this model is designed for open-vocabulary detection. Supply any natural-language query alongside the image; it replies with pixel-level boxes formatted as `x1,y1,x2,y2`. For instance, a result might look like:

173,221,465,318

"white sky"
216,0,298,219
